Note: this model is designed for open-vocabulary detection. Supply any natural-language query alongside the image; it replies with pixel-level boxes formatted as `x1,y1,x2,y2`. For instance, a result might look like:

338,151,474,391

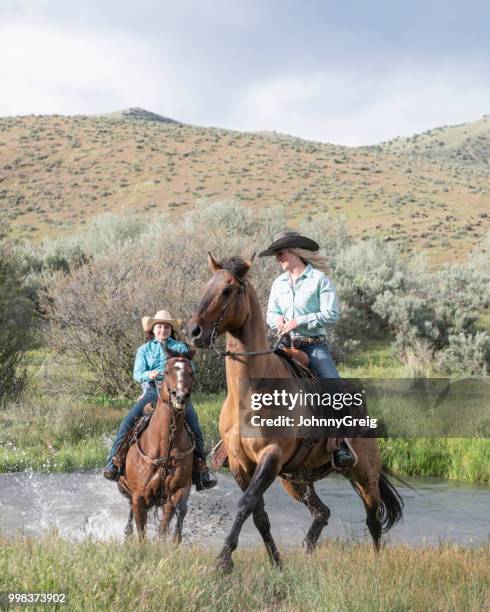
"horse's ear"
208,252,222,273
243,252,256,273
160,382,170,402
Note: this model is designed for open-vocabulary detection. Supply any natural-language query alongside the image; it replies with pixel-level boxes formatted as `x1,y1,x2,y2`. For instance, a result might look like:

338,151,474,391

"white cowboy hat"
141,309,182,333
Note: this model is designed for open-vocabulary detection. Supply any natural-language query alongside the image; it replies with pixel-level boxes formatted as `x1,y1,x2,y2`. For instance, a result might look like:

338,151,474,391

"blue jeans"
300,342,339,379
106,385,205,466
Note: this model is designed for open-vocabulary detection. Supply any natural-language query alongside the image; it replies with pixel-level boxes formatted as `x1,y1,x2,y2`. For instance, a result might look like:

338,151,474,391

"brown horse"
117,357,195,543
185,254,403,573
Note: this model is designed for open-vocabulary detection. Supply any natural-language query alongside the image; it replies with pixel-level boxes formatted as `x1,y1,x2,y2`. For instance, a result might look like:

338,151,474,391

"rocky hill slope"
0,110,489,264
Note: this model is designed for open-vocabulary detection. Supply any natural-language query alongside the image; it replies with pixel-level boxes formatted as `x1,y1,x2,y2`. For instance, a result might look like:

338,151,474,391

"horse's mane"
219,256,251,279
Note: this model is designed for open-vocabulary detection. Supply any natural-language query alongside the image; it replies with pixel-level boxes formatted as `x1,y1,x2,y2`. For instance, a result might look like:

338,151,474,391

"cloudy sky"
1,0,489,145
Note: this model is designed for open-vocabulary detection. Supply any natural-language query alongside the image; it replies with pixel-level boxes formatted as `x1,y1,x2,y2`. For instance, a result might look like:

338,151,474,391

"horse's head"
184,253,254,348
160,356,194,411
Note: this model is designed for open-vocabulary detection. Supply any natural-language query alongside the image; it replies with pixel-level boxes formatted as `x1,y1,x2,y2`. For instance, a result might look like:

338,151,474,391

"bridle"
208,270,283,358
158,356,192,412
208,271,246,352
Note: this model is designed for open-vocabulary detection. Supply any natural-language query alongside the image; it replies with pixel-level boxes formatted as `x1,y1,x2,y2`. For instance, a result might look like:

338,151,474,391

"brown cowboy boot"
192,457,217,491
102,461,119,481
333,442,356,468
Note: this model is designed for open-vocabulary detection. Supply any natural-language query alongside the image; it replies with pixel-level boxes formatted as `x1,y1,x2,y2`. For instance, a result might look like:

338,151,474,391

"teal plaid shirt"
266,263,339,337
133,337,192,384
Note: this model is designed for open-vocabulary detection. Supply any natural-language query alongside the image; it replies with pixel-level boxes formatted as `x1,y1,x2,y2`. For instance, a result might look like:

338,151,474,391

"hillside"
0,110,489,264
379,115,490,165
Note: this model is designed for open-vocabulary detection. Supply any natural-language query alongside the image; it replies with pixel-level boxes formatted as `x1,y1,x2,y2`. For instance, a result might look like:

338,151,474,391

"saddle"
274,347,314,378
113,401,156,471
209,341,357,476
278,347,310,369
272,332,319,377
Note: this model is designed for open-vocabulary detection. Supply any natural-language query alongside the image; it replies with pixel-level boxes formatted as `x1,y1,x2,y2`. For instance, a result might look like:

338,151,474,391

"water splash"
0,472,488,546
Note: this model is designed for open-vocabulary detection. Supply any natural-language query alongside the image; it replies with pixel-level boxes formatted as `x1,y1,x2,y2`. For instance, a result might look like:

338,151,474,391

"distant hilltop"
104,107,180,124
1,110,489,265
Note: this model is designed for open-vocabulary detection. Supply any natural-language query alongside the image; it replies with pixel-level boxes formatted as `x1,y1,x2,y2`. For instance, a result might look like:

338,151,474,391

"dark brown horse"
185,254,403,573
117,357,195,543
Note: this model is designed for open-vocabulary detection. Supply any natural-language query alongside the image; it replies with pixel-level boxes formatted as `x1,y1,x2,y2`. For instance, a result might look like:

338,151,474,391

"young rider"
102,310,217,489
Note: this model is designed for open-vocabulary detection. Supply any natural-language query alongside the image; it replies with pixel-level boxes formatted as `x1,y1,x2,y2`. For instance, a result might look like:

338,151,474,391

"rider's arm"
295,274,340,330
133,345,154,383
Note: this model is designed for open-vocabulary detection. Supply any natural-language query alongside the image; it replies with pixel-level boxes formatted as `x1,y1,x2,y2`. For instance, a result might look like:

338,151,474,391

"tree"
0,242,35,400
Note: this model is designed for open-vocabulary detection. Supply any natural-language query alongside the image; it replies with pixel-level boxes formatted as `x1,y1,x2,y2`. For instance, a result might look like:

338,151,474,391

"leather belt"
291,336,326,348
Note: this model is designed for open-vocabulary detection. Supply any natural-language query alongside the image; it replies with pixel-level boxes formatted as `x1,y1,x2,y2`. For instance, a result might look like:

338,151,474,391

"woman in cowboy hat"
259,229,354,467
102,309,217,490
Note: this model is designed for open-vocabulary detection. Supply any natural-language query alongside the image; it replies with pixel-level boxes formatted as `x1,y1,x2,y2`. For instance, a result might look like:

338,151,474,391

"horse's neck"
225,284,274,383
149,401,185,456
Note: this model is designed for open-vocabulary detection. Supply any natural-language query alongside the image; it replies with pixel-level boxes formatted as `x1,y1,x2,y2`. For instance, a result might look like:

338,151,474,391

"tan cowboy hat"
141,309,182,333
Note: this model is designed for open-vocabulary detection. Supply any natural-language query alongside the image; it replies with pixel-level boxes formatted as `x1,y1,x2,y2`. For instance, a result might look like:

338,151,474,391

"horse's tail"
349,466,405,534
378,468,405,533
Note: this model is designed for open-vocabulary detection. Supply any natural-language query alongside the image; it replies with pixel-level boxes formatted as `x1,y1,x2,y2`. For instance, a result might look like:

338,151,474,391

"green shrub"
436,331,490,376
37,208,490,396
0,242,36,399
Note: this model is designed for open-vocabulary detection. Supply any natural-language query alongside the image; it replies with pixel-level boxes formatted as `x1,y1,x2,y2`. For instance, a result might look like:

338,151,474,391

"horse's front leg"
172,486,191,544
158,500,175,538
124,505,134,539
253,495,282,567
216,447,281,573
132,495,148,541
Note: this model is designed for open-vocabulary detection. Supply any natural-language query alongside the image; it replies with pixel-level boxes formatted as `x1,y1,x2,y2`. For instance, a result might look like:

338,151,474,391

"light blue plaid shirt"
266,263,339,337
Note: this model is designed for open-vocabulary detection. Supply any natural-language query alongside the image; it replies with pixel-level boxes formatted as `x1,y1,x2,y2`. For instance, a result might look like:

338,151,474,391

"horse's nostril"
191,325,202,338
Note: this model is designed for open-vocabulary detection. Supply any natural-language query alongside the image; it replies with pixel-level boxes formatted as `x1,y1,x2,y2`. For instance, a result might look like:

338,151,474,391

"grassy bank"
0,392,488,483
0,393,222,474
378,438,490,483
0,536,488,611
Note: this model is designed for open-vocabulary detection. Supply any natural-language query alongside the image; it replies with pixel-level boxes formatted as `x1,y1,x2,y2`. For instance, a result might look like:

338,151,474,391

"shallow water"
0,471,488,547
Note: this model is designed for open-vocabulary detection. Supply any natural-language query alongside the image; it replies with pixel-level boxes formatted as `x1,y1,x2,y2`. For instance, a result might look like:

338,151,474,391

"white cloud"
1,14,489,145
0,18,193,118
224,65,490,145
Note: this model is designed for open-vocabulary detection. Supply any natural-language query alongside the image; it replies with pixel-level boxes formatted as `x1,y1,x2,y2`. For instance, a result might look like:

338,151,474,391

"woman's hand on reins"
280,319,298,335
276,316,286,334
148,370,161,380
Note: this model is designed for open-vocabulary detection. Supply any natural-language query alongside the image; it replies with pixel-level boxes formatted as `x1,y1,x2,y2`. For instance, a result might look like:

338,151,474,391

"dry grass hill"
1,107,489,264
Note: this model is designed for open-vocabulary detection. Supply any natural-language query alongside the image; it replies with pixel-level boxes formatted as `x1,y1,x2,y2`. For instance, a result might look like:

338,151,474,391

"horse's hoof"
215,555,234,574
303,539,316,554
